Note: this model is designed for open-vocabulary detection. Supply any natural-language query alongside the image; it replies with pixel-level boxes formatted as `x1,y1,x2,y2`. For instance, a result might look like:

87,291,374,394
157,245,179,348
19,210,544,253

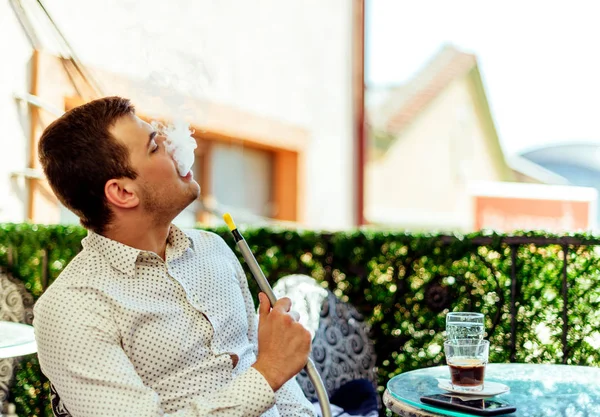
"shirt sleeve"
224,242,317,417
33,285,276,417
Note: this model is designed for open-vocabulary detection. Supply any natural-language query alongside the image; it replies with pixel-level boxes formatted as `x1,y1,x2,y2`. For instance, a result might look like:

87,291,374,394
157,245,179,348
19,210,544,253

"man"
33,96,315,416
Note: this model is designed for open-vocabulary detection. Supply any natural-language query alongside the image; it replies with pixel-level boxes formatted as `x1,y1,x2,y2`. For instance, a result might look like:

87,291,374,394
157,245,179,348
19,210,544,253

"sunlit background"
2,0,600,233
4,3,600,415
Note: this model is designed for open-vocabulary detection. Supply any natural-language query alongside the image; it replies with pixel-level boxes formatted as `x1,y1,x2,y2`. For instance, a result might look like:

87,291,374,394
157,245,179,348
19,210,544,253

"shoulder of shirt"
34,249,112,309
180,228,221,240
181,228,232,251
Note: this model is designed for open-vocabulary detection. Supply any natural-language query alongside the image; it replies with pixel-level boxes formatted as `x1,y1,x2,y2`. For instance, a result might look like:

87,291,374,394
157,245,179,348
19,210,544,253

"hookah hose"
223,213,332,417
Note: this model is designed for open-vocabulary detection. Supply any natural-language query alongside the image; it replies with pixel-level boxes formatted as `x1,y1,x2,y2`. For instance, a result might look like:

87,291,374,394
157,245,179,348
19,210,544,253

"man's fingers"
272,297,292,313
258,293,271,323
259,296,298,321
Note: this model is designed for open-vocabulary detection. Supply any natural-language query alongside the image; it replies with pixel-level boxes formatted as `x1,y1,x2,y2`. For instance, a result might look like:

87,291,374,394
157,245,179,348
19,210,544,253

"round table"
0,321,37,359
384,363,600,416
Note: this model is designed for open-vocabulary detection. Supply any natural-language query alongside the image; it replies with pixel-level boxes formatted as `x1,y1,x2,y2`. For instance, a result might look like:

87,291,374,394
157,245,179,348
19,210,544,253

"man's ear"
105,178,140,209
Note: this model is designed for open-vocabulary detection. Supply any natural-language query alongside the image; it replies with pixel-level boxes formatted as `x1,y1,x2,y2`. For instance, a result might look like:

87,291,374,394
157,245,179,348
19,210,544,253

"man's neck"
102,218,171,260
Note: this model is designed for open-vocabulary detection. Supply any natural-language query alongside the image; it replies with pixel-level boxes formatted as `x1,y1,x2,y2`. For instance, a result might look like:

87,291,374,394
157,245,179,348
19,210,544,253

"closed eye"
147,131,158,153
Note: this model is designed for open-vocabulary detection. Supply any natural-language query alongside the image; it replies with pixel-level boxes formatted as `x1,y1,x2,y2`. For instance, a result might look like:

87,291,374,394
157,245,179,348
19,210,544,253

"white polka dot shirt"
33,226,314,417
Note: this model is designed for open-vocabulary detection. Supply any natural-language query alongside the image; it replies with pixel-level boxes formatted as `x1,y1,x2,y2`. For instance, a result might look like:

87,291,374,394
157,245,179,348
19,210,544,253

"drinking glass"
444,339,489,392
446,312,485,341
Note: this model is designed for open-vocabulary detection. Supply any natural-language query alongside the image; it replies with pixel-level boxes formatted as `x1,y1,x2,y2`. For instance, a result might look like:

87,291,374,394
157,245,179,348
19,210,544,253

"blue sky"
366,0,600,156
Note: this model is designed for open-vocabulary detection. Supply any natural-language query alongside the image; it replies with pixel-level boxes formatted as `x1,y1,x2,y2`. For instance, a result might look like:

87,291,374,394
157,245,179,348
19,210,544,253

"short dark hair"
39,96,137,233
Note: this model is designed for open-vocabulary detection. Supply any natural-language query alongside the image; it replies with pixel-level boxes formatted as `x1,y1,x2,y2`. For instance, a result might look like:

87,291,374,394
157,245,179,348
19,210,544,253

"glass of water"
446,312,485,341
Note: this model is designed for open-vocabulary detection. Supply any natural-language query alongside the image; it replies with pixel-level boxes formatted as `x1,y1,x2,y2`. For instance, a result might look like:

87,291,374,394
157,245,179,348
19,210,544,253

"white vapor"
152,120,197,176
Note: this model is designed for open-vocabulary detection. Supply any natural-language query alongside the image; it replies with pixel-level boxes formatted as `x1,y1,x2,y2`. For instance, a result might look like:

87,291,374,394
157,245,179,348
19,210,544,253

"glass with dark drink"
444,339,489,392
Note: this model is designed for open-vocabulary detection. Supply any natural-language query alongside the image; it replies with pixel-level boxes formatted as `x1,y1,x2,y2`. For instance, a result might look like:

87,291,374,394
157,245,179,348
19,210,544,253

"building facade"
2,0,364,230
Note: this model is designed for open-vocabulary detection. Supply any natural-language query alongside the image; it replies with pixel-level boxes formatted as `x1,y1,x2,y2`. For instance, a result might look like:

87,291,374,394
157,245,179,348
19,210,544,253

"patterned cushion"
296,291,378,401
273,275,378,402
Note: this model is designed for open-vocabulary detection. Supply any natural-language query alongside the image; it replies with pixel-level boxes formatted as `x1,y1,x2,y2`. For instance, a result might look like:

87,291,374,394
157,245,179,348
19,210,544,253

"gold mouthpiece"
223,213,237,231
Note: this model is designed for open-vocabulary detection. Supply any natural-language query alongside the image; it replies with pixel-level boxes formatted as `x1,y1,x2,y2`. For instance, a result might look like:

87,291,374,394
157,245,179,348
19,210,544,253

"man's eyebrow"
147,131,158,149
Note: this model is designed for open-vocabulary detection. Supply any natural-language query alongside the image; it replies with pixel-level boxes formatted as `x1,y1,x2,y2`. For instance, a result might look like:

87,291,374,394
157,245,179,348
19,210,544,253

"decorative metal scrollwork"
0,266,35,404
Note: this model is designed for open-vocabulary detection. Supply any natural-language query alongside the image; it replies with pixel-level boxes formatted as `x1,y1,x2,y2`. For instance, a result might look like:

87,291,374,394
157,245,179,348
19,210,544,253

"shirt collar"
82,224,193,277
166,224,194,260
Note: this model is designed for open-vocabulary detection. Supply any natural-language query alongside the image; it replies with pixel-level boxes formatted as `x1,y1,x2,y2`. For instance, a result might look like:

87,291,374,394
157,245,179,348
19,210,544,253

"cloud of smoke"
151,119,197,177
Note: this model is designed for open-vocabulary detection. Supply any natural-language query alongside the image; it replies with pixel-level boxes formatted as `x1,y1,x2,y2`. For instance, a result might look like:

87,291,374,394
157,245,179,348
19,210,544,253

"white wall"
0,2,32,223
30,0,357,229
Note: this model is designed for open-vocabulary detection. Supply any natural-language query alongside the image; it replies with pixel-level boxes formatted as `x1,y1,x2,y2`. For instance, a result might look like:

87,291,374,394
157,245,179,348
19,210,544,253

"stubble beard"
140,181,199,226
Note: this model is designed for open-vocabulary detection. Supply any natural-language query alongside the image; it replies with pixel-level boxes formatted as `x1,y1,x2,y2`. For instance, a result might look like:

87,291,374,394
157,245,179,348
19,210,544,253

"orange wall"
474,196,591,232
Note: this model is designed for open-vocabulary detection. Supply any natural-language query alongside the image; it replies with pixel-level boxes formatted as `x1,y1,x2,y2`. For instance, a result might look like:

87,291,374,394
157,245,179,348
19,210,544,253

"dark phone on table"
420,394,516,416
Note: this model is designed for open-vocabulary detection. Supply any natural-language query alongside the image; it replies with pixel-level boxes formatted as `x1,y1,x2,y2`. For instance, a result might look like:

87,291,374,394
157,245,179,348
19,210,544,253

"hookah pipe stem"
223,213,331,417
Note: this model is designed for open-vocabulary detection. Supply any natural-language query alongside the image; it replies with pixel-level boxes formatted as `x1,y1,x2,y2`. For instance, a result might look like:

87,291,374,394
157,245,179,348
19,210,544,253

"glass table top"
387,363,600,416
0,321,37,359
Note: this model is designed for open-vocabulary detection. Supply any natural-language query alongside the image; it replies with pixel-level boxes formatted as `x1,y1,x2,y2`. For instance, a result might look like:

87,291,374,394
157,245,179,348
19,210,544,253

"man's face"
109,114,200,222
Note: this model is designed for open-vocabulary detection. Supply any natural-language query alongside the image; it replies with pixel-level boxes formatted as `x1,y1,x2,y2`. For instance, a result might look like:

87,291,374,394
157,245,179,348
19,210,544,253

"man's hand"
252,292,312,392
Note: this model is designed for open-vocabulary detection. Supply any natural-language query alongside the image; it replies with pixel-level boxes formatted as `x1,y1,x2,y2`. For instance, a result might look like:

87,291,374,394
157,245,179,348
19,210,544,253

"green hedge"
1,224,600,416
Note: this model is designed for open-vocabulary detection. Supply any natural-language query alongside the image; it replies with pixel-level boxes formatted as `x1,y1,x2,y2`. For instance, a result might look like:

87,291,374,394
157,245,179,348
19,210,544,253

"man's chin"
190,181,201,196
187,183,201,205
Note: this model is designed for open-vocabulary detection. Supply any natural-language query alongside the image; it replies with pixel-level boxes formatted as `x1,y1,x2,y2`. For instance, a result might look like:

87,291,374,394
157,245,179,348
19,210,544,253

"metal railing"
439,235,600,364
